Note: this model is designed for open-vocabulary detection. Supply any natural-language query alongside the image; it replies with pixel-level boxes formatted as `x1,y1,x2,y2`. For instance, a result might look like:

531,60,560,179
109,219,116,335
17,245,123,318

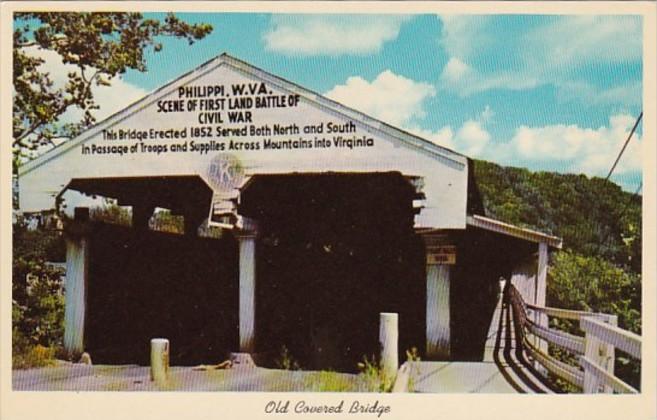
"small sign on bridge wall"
426,245,457,265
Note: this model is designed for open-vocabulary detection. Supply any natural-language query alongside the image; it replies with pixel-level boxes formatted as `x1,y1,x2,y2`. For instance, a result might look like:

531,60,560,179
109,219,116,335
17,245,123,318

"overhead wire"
597,112,643,255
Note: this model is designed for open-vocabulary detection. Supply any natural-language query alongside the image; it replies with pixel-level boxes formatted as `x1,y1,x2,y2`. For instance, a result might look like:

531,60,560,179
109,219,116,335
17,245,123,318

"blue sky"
25,13,645,191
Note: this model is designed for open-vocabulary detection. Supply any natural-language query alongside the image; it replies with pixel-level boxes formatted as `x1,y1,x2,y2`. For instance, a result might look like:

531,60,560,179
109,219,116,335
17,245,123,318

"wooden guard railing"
505,283,641,393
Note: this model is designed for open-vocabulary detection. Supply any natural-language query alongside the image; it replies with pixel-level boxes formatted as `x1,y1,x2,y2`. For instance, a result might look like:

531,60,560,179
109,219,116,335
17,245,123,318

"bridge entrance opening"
239,173,426,372
62,176,240,366
449,228,537,361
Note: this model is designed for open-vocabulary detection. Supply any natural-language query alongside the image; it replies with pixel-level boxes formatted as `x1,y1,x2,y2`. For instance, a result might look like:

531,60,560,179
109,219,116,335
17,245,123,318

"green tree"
12,226,66,368
548,250,641,334
547,250,641,389
13,12,213,171
473,159,641,272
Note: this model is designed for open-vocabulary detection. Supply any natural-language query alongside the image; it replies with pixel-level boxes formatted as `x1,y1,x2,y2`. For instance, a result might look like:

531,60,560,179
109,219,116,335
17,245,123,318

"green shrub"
548,250,641,390
13,227,66,368
274,345,300,370
357,355,394,393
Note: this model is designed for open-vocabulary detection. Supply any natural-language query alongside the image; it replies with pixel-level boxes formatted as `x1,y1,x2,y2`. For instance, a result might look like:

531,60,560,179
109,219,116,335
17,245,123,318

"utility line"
605,112,643,181
594,112,642,255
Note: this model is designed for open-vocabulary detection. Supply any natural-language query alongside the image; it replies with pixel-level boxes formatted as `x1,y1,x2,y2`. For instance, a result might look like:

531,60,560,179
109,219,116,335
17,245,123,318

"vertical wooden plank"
510,261,534,305
238,233,257,353
535,242,549,373
602,315,618,393
583,327,603,393
63,235,88,357
536,242,548,314
426,264,450,359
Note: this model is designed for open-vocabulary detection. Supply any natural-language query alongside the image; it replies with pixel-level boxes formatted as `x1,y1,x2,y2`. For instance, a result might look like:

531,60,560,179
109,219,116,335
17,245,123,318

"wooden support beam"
132,204,154,230
534,242,549,373
420,232,452,360
63,208,91,358
426,264,450,359
236,218,258,353
536,242,548,315
182,209,207,236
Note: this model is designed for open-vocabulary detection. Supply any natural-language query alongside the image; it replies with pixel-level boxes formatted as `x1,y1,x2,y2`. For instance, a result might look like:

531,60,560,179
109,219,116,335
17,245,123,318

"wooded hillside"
473,159,641,275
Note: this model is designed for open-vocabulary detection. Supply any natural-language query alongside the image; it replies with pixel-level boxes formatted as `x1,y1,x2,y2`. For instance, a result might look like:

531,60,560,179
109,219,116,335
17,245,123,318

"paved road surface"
13,364,367,392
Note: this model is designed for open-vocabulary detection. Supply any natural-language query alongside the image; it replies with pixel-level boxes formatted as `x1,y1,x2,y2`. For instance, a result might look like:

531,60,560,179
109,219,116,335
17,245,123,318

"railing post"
601,315,617,393
582,317,603,393
534,242,549,374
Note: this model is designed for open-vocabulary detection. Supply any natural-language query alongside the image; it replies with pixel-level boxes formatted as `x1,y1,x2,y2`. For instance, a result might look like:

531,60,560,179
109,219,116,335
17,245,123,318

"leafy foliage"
89,200,132,226
275,345,301,371
548,251,641,390
548,251,641,333
12,227,66,368
357,355,394,392
473,160,641,272
473,159,641,330
13,12,213,171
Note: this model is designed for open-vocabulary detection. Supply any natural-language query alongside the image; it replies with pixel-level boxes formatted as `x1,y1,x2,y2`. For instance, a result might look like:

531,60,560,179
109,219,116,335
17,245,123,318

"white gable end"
19,54,468,229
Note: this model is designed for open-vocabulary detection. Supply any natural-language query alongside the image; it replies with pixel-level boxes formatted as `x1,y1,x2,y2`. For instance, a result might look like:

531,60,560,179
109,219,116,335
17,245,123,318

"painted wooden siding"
19,57,468,229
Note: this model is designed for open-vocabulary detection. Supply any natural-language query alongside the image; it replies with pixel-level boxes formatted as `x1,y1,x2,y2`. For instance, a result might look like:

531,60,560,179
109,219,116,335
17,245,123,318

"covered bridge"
18,53,561,370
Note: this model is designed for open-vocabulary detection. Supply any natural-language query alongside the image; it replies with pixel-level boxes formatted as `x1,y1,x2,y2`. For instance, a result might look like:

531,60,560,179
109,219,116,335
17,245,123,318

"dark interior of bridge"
74,173,537,369
240,173,425,372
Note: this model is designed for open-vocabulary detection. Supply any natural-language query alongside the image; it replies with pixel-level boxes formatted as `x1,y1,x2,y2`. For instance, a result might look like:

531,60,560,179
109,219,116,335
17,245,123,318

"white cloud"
325,63,641,181
439,57,539,96
407,126,455,150
408,120,491,158
439,15,493,62
264,15,411,56
525,16,642,68
25,46,147,130
555,81,642,107
507,113,642,176
440,57,472,83
409,108,642,181
326,70,496,157
455,120,490,156
437,15,642,103
480,105,494,123
325,70,436,127
407,106,494,157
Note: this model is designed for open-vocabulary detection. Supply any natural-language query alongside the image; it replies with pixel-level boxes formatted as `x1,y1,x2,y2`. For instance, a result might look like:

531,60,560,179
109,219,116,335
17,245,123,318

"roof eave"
466,214,563,249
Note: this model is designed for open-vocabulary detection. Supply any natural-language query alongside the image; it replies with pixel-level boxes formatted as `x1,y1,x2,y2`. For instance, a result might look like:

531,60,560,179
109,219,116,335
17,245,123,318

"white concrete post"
150,338,170,385
237,228,257,353
426,264,451,359
63,232,89,357
379,313,399,380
